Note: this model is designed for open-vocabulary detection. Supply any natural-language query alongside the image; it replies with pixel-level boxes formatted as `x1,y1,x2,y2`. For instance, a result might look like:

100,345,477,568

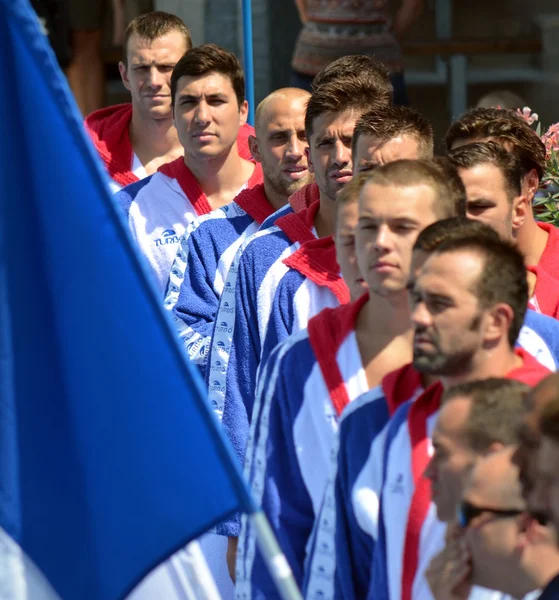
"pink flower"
517,106,539,125
542,122,559,160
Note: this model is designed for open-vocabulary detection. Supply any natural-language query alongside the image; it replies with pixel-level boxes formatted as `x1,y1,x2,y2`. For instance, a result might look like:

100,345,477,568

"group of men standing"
86,10,559,600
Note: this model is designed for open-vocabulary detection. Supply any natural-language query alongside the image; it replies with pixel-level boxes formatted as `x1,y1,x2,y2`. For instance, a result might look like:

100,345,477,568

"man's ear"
484,303,514,345
239,100,249,127
521,169,540,203
305,146,315,174
119,61,131,92
248,135,261,163
512,194,528,233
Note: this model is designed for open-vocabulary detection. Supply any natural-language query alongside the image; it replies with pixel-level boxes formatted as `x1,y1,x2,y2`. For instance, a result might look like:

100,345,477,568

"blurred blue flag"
0,1,256,599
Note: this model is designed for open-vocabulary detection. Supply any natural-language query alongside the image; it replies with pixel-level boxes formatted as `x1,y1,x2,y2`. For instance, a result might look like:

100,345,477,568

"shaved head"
254,88,311,136
249,87,312,204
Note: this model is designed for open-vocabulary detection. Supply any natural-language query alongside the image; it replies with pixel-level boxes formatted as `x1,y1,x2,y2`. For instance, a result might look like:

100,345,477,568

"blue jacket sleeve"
171,230,220,379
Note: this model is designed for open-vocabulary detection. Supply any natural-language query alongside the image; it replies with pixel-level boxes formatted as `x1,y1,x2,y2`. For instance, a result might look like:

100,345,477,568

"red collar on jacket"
157,157,263,216
307,293,368,416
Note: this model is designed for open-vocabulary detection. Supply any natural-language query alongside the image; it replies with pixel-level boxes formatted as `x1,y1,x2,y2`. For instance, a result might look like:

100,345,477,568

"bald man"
163,88,312,378
452,448,559,599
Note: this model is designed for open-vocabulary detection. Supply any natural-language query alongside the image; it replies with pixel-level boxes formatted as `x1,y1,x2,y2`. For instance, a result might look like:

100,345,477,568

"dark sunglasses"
457,500,524,529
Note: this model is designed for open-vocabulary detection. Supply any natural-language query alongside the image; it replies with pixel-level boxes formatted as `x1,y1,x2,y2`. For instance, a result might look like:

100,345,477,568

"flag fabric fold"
0,1,255,598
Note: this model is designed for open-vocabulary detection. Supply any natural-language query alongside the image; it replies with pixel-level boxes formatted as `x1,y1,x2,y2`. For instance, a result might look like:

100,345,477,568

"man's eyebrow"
178,93,200,101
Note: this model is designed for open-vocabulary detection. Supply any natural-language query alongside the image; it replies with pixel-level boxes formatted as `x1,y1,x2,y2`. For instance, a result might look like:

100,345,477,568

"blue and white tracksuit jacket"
163,184,276,378
236,294,370,600
114,156,262,294
205,202,349,458
304,364,423,600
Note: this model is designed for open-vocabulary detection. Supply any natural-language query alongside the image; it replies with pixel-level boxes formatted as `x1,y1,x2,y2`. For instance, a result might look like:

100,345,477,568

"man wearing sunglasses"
426,379,537,599
457,448,556,600
425,378,528,526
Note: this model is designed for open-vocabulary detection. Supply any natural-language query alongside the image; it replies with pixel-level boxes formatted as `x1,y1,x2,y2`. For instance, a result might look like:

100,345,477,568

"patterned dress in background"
292,0,403,76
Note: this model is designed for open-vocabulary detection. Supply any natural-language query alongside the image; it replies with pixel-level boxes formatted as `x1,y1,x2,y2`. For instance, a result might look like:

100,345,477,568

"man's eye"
427,300,448,313
468,203,492,214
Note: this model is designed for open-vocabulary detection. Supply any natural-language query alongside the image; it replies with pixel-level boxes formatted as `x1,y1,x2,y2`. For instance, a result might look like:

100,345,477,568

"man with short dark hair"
445,107,559,280
425,379,556,600
369,234,551,600
449,141,559,319
449,448,559,600
85,12,254,192
425,378,528,522
115,44,262,293
426,373,559,600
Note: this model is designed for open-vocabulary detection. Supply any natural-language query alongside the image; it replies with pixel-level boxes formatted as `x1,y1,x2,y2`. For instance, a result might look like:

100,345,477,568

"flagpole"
250,511,303,600
241,0,255,125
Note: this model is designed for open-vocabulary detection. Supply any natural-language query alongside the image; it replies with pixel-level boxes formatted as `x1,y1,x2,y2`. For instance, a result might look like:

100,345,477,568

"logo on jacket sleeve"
221,301,235,314
216,320,233,334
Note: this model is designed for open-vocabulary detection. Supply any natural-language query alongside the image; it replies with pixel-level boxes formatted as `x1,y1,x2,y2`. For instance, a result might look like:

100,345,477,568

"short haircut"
362,159,465,220
352,106,434,159
432,236,528,347
449,141,523,200
311,55,393,105
443,378,529,452
171,44,245,108
445,107,545,179
539,395,559,443
123,11,192,66
414,217,499,254
305,69,392,140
